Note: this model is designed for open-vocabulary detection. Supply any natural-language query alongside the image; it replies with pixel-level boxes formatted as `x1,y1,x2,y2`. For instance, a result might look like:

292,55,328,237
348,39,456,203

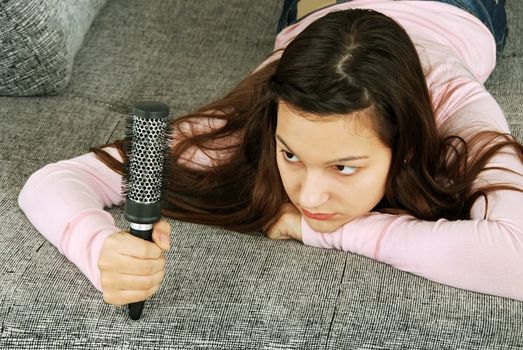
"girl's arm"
301,85,523,301
18,118,229,291
18,148,124,291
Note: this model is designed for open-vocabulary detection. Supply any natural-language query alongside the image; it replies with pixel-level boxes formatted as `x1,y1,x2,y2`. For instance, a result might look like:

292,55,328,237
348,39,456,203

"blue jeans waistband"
277,0,508,53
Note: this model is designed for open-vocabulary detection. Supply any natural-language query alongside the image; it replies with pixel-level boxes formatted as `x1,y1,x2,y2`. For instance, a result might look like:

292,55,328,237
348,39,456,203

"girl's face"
275,101,392,233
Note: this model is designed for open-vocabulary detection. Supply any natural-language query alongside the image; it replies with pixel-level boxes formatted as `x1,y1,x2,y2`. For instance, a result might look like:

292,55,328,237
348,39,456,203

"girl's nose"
298,172,329,209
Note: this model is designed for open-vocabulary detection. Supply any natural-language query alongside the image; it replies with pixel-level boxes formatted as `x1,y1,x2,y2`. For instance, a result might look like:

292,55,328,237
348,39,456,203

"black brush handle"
124,101,170,320
128,225,153,320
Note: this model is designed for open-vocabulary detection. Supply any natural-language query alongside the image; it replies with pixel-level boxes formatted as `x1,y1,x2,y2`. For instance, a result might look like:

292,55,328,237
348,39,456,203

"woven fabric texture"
0,0,522,349
0,0,107,96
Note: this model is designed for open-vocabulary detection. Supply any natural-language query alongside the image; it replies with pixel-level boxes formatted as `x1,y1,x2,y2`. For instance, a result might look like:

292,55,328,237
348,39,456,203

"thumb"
152,220,171,251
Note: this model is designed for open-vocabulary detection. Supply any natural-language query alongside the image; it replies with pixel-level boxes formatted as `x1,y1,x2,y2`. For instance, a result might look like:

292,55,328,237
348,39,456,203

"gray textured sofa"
1,1,522,349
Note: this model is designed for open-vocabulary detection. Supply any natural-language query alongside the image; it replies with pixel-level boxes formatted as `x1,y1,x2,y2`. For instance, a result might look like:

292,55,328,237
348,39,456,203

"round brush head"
123,101,171,224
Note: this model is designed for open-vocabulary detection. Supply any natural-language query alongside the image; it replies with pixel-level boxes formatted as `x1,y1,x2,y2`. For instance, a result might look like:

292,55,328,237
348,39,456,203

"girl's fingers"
112,232,164,259
101,269,165,291
103,285,161,306
110,252,165,276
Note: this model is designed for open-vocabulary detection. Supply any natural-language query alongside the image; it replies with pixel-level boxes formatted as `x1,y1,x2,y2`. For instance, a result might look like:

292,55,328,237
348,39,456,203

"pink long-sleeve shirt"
19,0,523,300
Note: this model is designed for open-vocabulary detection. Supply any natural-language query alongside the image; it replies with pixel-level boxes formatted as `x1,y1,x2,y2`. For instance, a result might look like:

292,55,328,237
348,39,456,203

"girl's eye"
281,150,299,163
281,150,357,176
334,165,357,175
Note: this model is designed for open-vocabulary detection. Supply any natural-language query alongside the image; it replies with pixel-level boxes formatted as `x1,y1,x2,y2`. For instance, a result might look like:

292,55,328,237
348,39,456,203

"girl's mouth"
302,209,336,221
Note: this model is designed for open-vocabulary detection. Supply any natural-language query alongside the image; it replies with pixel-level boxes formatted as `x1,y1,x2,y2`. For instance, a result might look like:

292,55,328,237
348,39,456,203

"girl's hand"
264,202,302,242
98,220,171,306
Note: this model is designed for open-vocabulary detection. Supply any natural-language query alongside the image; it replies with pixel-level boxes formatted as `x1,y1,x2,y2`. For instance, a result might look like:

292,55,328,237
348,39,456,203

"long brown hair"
92,9,523,232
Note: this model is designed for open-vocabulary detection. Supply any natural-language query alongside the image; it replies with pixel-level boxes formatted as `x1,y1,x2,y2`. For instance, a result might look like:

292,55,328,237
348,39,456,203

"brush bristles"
122,115,173,204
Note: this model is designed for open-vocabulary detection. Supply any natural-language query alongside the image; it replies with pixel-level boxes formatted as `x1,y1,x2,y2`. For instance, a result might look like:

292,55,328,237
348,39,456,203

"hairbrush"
123,101,171,320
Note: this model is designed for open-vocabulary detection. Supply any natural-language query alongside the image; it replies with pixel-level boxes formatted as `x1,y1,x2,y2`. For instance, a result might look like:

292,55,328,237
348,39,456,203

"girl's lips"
302,209,336,221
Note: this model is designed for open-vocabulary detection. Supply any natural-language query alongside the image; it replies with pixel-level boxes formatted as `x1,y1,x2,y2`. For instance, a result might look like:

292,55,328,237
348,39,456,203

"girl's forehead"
276,101,379,138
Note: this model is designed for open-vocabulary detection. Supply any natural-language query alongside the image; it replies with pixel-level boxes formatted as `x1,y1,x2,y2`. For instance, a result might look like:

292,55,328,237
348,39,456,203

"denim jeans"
276,0,508,53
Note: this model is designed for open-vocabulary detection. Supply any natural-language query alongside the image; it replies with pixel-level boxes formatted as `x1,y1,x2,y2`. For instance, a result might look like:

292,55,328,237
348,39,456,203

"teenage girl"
19,0,523,306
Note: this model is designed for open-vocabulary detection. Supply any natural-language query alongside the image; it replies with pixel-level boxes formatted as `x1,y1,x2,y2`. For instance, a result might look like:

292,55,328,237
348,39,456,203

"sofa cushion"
0,0,107,96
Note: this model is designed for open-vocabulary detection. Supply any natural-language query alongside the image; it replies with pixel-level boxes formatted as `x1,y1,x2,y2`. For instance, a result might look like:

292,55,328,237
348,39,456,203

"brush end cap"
133,101,170,119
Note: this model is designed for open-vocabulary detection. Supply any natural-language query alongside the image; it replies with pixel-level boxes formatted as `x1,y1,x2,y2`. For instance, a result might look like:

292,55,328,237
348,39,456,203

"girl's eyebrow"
275,134,369,164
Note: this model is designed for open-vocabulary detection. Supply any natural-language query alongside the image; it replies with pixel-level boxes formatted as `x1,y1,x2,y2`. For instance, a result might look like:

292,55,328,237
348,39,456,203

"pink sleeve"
302,86,523,301
18,147,124,292
18,117,235,292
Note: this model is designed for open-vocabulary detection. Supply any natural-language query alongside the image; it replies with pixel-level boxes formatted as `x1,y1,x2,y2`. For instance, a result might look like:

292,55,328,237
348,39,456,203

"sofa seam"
325,254,347,349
